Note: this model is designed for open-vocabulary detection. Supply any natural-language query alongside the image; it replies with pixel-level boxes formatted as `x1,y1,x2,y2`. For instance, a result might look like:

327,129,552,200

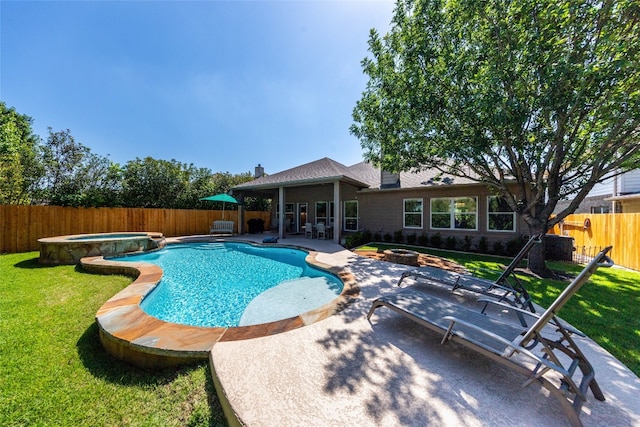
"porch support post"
333,180,340,243
237,192,245,235
278,186,285,239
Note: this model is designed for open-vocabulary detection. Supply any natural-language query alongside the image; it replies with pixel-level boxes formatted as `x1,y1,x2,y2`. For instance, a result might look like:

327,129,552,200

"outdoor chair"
397,234,543,315
316,223,327,240
305,222,314,239
367,246,613,427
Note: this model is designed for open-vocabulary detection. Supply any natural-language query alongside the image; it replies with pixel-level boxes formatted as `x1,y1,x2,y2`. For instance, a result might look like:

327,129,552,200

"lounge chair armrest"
441,315,572,379
477,298,540,318
476,298,585,337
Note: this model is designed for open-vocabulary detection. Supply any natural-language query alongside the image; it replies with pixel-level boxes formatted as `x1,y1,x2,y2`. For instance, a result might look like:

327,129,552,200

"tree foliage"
351,0,640,274
0,102,42,204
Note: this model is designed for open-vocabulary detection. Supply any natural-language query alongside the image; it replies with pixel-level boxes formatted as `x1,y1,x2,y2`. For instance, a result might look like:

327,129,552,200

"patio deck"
211,234,640,426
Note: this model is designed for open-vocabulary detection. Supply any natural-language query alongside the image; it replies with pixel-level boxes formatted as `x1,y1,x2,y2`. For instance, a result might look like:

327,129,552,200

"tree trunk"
527,224,554,278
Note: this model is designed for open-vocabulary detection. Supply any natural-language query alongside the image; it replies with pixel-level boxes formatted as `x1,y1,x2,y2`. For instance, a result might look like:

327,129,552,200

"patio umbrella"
200,193,239,220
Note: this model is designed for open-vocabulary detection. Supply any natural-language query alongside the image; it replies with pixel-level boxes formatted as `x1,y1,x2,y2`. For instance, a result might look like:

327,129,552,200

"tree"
37,128,121,206
351,0,640,276
121,157,190,208
0,102,43,204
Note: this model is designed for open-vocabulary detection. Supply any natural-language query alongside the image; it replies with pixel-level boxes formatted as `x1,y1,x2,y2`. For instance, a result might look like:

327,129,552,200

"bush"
344,230,372,248
383,232,393,243
430,233,442,248
393,230,404,243
492,241,504,255
373,232,382,242
418,232,429,246
505,238,523,256
461,235,473,252
406,233,417,245
478,236,489,253
445,236,457,250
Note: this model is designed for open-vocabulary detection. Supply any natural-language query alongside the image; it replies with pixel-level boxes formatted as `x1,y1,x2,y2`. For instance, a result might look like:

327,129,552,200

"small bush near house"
478,236,489,253
445,236,457,250
373,232,382,242
393,230,404,244
344,230,372,248
492,241,504,255
430,233,442,248
461,235,473,252
418,233,429,246
505,237,524,256
383,232,393,243
406,233,417,245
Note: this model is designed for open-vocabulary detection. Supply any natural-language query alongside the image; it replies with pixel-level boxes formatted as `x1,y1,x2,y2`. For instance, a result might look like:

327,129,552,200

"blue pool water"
111,242,343,327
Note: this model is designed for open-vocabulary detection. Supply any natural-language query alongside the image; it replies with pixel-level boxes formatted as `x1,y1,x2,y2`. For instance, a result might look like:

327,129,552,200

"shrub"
418,232,429,246
430,233,442,248
478,236,489,253
383,232,393,243
445,236,457,250
461,235,473,252
393,230,404,244
505,238,523,256
344,230,372,248
492,241,504,255
373,232,382,242
406,233,417,245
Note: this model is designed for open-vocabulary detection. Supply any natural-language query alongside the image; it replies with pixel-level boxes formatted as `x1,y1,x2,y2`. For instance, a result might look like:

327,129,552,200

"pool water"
111,242,343,327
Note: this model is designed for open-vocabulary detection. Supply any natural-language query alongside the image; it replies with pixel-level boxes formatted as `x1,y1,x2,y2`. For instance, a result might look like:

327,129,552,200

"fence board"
0,205,271,254
550,213,640,271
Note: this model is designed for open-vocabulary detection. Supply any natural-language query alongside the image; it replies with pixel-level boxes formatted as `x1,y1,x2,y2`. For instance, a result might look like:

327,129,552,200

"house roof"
233,157,480,193
233,157,372,191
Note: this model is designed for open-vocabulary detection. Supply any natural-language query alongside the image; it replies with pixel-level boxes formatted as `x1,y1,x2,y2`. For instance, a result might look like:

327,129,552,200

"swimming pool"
111,242,344,327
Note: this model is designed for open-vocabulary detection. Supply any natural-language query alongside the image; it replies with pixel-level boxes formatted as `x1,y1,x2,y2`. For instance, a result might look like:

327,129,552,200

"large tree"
351,0,640,276
37,128,121,206
0,102,43,204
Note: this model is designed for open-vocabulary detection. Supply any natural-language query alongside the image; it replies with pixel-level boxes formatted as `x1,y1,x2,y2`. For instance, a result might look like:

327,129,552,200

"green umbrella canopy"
200,193,239,219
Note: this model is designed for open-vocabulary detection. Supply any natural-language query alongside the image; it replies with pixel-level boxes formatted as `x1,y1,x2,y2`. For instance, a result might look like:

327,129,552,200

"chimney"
255,164,265,178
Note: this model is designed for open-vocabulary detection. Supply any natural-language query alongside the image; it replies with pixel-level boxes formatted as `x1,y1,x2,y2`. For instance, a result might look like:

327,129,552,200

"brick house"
232,157,528,249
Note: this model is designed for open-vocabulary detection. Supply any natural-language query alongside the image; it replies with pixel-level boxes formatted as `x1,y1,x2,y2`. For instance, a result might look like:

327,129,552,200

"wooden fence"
0,205,271,254
549,213,640,271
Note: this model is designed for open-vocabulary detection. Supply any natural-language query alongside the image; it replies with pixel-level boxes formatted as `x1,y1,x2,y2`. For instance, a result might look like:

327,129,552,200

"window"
316,201,335,225
276,203,295,223
344,200,358,231
430,197,477,230
404,198,423,228
316,201,327,224
487,196,516,232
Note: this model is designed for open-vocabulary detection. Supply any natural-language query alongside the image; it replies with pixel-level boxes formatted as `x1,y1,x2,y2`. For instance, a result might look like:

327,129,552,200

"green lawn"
0,252,225,427
357,244,640,376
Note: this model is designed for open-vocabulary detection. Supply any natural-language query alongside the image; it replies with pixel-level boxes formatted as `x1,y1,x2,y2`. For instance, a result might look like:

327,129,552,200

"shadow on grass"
77,323,226,426
13,257,47,269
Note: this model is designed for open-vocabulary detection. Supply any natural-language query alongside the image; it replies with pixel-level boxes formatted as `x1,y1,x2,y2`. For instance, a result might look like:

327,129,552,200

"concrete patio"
210,234,640,426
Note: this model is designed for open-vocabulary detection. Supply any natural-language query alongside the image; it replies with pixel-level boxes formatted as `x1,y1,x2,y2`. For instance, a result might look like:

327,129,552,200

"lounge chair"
397,234,543,313
367,246,613,427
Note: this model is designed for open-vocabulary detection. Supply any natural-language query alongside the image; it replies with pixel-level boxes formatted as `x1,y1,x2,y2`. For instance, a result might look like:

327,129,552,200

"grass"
357,243,640,376
0,252,225,427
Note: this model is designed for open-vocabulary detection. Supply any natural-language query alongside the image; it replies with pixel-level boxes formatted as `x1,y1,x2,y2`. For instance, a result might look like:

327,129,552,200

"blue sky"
1,0,394,175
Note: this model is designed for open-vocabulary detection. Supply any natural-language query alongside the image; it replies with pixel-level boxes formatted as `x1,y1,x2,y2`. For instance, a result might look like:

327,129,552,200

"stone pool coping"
82,239,358,369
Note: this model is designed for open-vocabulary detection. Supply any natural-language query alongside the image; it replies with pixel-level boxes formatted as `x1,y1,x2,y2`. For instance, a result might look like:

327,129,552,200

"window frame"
343,200,358,231
403,198,423,229
487,196,516,233
430,197,478,231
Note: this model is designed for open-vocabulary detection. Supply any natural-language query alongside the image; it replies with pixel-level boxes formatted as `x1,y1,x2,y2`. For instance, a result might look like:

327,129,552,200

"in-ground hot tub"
38,232,166,265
